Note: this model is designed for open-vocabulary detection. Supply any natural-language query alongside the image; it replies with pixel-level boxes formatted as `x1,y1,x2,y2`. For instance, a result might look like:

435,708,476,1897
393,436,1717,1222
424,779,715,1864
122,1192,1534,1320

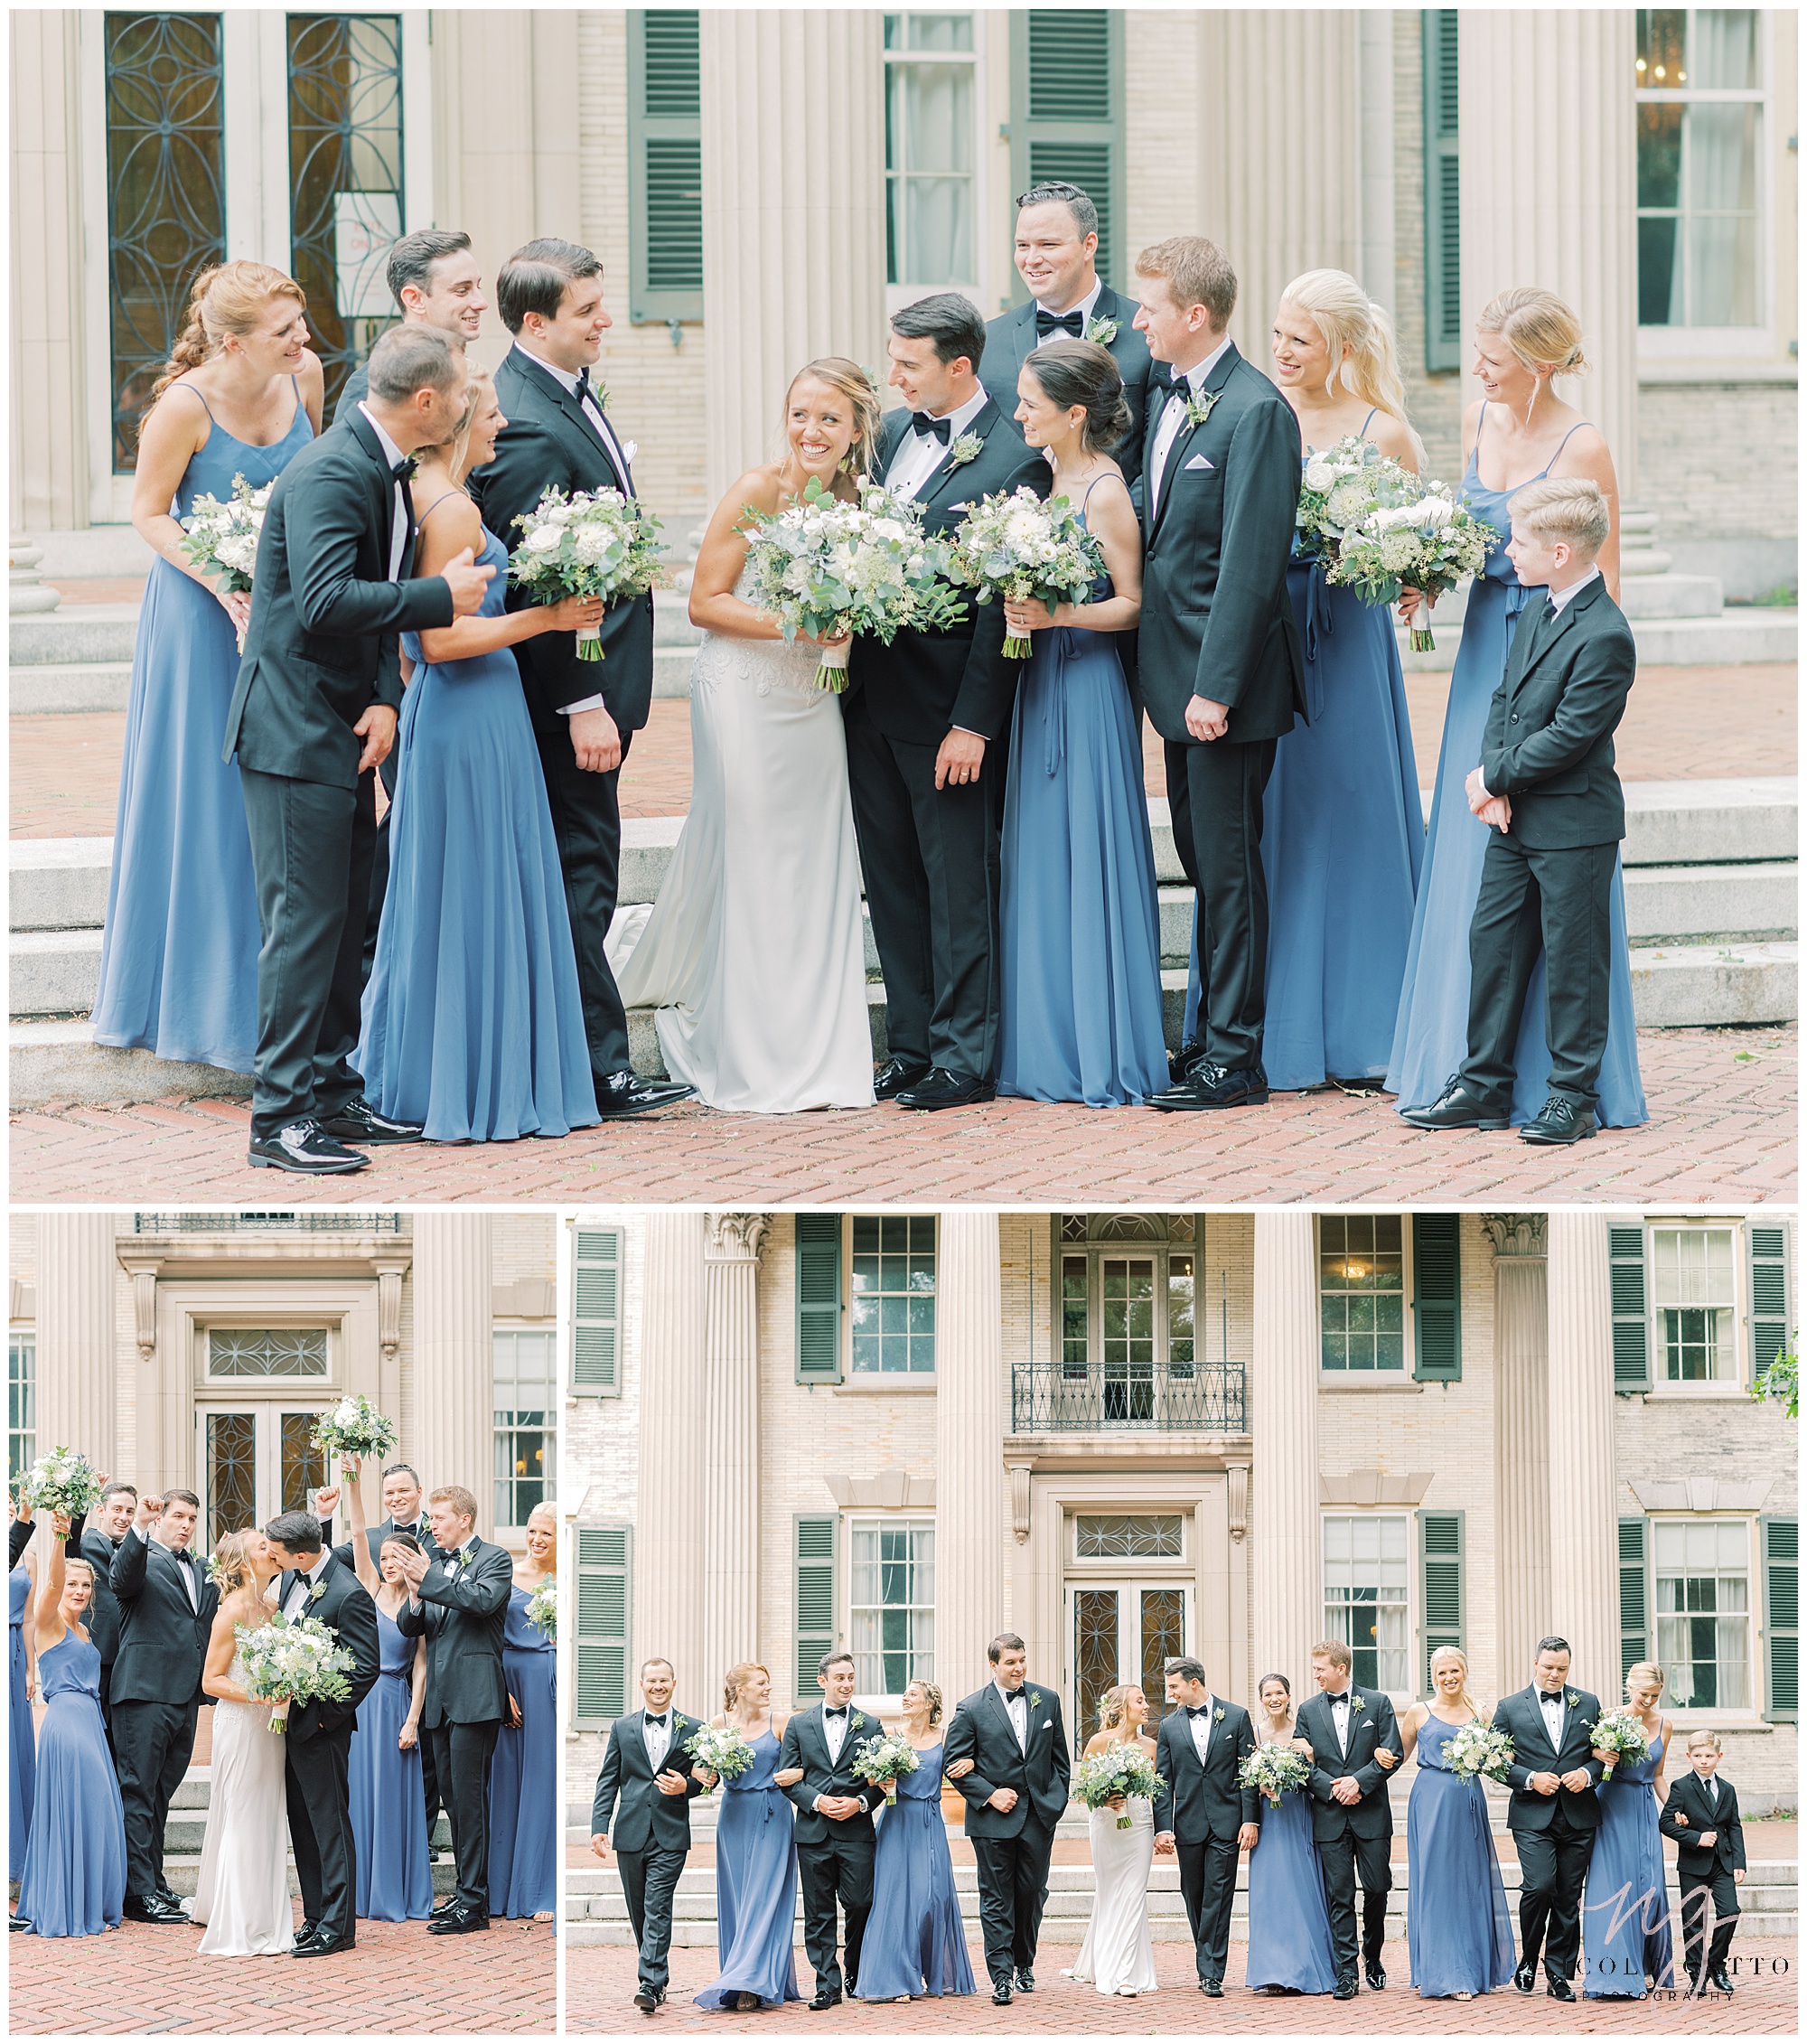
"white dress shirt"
1147,333,1235,519
642,1710,672,1770
1188,1694,1215,1765
139,1525,199,1612
1030,277,1104,349
1327,1688,1353,1758
355,402,414,582
822,1704,850,1764
995,1679,1030,1754
1538,1687,1568,1749
1544,563,1602,618
283,1552,332,1619
885,385,991,503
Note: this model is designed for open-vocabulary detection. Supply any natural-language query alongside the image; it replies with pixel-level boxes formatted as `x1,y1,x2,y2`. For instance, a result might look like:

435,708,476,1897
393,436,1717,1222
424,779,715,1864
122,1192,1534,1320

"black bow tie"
1185,1704,1210,1718
645,1712,668,1728
824,1706,848,1719
1002,1688,1025,1703
574,368,597,408
1035,307,1085,340
389,455,417,485
910,412,952,445
173,1550,192,1570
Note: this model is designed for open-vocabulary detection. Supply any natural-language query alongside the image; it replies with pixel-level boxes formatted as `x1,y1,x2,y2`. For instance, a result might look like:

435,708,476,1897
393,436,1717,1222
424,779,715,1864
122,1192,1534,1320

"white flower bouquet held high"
526,1578,557,1641
19,1447,104,1520
235,1611,356,1734
946,486,1106,659
1445,1720,1516,1785
683,1723,757,1784
737,476,968,691
509,483,668,660
1296,436,1418,567
310,1393,398,1466
1072,1745,1166,1830
1238,1740,1312,1806
1588,1708,1652,1779
1327,481,1492,652
848,1730,921,1806
178,473,273,649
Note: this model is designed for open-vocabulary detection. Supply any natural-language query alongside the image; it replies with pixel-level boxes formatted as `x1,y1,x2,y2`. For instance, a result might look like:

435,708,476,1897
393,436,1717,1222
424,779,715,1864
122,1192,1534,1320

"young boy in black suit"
1659,1730,1746,1994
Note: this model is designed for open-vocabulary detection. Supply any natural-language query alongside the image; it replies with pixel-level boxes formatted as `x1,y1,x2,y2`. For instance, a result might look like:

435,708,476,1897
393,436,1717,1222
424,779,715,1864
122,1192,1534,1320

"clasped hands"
1529,1768,1596,1796
1465,764,1512,833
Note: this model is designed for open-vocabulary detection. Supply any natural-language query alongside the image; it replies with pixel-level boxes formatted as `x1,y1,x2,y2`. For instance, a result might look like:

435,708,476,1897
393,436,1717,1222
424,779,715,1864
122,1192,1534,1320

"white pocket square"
1185,454,1214,471
1042,1719,1053,1729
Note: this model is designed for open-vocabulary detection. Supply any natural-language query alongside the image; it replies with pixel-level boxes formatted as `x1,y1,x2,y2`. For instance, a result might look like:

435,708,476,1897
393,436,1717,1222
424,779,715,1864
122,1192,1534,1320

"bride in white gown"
1068,1683,1161,1997
610,359,877,1111
189,1528,294,1955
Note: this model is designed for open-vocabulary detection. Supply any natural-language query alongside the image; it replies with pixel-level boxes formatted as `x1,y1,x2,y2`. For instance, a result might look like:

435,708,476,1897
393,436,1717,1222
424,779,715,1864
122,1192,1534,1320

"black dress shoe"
874,1055,932,1102
1147,1062,1269,1111
428,1897,459,1919
248,1119,369,1174
1513,1961,1537,1993
1709,1970,1734,1996
124,1892,189,1925
808,1988,842,2011
1016,1968,1035,1992
1520,1094,1596,1145
297,1918,317,1944
1546,1976,1576,2002
594,1072,697,1117
894,1067,995,1111
320,1097,424,1145
1399,1075,1510,1130
11,1913,31,1931
1168,1035,1208,1085
291,1931,355,1957
429,1905,488,1934
990,1983,1012,2006
1366,1964,1387,1990
155,1878,181,1905
632,1987,659,2012
1332,1975,1358,2001
1199,1978,1223,1997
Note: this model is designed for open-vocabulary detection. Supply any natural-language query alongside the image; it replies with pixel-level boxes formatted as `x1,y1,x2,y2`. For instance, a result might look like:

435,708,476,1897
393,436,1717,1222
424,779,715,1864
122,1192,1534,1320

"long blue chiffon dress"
1245,1779,1339,1992
91,380,312,1072
14,1631,126,1937
1384,407,1647,1126
1582,1727,1674,1997
694,1726,801,2010
347,1601,434,1920
853,1740,975,1999
10,1563,35,1879
488,1583,557,1918
1405,1716,1516,1997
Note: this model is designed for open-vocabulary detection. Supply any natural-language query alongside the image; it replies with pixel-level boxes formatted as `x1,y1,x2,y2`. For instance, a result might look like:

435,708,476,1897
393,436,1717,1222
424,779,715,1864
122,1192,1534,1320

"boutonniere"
1213,1706,1225,1724
848,1711,866,1732
946,431,984,469
1028,1692,1044,1715
309,1580,327,1603
1084,315,1119,347
1351,1695,1368,1717
1183,386,1222,430
1566,1692,1580,1709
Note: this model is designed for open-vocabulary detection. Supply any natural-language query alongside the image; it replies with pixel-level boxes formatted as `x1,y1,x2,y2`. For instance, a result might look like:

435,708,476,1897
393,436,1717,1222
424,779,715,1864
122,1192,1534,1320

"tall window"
1319,1216,1406,1371
1655,1520,1752,1707
494,1330,556,1529
1323,1514,1410,1692
849,1522,935,1695
8,1335,35,1488
1653,1226,1739,1380
884,13,978,295
850,1215,936,1374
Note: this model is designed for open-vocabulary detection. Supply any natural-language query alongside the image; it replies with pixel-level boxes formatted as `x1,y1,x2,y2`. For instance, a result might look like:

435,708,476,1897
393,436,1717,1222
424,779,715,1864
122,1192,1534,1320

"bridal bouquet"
1296,436,1418,567
683,1723,757,1784
235,1611,356,1734
310,1392,397,1467
526,1578,557,1641
509,484,667,661
1238,1740,1312,1806
946,486,1106,659
1445,1720,1516,1785
178,473,272,649
737,476,967,691
1588,1708,1652,1779
18,1446,104,1520
1072,1746,1165,1830
1327,481,1491,652
849,1730,920,1807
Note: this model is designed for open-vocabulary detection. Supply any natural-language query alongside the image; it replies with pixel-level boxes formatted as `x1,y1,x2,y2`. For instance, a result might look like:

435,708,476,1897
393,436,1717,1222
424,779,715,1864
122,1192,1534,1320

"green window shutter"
794,1214,844,1383
1762,1516,1798,1722
1618,1515,1650,1683
1748,1224,1789,1380
794,1513,838,1703
1421,11,1461,372
1411,1214,1462,1381
628,10,703,324
571,1226,622,1394
1418,1509,1465,1692
1010,10,1124,289
575,1524,630,1730
1609,1226,1651,1392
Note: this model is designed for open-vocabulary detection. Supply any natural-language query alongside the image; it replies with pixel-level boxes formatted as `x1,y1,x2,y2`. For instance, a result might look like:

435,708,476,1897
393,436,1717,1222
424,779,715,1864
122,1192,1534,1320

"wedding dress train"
189,1659,295,1955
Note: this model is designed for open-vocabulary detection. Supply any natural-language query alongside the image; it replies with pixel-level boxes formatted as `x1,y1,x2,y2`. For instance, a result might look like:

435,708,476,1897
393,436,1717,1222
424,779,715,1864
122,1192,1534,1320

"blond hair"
1685,1727,1724,1756
1279,267,1426,468
1624,1662,1665,1702
1476,286,1590,380
427,1484,479,1524
1135,236,1238,331
1428,1646,1480,1721
784,358,884,480
906,1679,945,1728
1311,1639,1353,1672
1097,1683,1142,1735
209,1530,257,1597
723,1661,769,1713
149,261,307,411
1509,475,1611,557
448,365,496,482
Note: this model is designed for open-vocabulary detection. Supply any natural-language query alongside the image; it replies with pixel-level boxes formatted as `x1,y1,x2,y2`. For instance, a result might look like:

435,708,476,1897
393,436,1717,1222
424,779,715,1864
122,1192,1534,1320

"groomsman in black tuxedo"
1492,1636,1605,2000
471,239,692,1120
942,1633,1072,2005
982,180,1153,493
1131,237,1305,1112
226,323,492,1174
845,294,1049,1111
592,1658,707,2014
9,1503,33,1570
394,1485,513,1933
1152,1656,1261,1995
778,1651,885,2008
1296,1640,1400,1998
69,1481,136,1729
108,1489,217,1923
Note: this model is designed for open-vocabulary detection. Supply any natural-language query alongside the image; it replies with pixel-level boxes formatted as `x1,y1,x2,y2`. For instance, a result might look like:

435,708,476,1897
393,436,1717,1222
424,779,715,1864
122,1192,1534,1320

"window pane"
907,13,972,52
1686,207,1758,326
280,1411,325,1513
1636,7,1687,82
1654,1520,1749,1710
886,53,972,285
851,1217,936,1370
850,1523,934,1692
1690,10,1758,89
1323,1514,1410,1691
206,1411,257,1546
209,1328,329,1376
8,1335,36,1489
494,1330,557,1526
1073,1587,1119,1746
1074,1513,1184,1559
1319,1217,1405,1369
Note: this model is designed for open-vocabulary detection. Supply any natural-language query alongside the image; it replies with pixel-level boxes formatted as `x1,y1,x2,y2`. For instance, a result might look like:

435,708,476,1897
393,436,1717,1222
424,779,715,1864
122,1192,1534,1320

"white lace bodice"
689,569,832,702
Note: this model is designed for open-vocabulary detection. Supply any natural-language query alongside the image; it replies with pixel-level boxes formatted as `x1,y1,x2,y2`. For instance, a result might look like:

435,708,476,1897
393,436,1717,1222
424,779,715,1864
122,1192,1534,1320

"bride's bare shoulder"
728,463,789,516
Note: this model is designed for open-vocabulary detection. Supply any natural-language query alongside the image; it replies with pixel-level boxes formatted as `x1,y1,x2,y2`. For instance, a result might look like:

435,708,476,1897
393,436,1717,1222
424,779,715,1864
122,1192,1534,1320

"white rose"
1415,496,1453,530
525,527,562,553
1303,460,1335,492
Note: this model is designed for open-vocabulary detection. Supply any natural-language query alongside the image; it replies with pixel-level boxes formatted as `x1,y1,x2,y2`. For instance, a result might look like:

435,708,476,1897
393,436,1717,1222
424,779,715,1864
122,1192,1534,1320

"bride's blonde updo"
148,261,308,411
723,1661,770,1713
782,358,884,480
1097,1683,1141,1735
210,1529,256,1597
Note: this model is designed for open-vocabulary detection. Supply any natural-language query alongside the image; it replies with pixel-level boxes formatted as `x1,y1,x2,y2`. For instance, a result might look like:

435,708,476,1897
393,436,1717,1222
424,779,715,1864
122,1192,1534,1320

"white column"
411,1213,496,1535
1546,1212,1621,1692
35,1213,119,1474
698,9,887,501
934,1211,1006,1704
637,1210,707,1703
1484,1214,1550,1693
700,1214,768,1708
1250,1213,1321,1691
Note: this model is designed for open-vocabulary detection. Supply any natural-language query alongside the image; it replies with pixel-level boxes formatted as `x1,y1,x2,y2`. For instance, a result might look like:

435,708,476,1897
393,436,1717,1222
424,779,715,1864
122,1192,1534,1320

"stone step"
10,838,114,931
1627,940,1799,1027
1621,777,1798,867
11,604,139,667
1621,861,1797,942
11,661,134,715
1618,573,1724,620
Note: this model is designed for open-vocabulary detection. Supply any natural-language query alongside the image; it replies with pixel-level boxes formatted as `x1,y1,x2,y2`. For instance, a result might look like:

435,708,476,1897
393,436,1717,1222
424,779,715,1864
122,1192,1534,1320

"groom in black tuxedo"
265,1510,381,1956
1297,1640,1400,1997
1131,237,1305,1112
779,1652,885,2007
226,323,492,1174
471,238,692,1120
1152,1657,1260,1994
845,294,1049,1111
942,1633,1072,2005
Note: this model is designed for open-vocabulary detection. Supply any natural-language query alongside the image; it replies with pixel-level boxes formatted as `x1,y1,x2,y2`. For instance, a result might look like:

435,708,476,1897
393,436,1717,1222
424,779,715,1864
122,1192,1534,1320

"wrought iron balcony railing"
133,1213,407,1234
1011,1359,1247,1434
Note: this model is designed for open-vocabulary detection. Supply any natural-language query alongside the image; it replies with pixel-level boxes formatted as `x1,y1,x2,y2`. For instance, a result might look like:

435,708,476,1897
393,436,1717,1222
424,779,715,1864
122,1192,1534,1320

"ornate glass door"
196,1403,326,1545
1068,1580,1190,1751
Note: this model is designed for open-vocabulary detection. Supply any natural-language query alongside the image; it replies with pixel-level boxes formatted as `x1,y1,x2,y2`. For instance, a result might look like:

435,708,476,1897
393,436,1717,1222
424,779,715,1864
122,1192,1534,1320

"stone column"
1484,1214,1550,1692
411,1213,496,1535
700,1214,768,1707
1250,1213,1320,1690
637,1211,708,1702
1456,10,1639,492
35,1213,119,1473
935,1211,1006,1704
698,9,887,500
1545,1212,1621,1692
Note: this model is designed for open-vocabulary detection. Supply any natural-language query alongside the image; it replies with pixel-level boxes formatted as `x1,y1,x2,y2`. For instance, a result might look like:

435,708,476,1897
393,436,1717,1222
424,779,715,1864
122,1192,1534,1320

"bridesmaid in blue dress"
854,1680,975,2001
997,339,1168,1106
92,261,321,1074
1582,1664,1675,1998
10,1534,37,1880
1386,288,1646,1128
488,1504,557,1920
354,368,602,1142
695,1664,803,2011
14,1522,126,1936
1401,1649,1516,1998
1245,1674,1339,1994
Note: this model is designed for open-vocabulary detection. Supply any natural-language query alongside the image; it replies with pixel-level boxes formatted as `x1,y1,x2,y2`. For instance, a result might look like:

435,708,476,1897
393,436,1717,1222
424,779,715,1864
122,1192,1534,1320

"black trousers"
420,1729,443,1843
285,1722,357,1942
969,1820,1054,1987
535,725,633,1080
431,1717,501,1914
796,1828,874,1997
1175,1833,1241,1983
1315,1826,1392,1979
1678,1868,1740,1984
616,1842,688,1993
1460,833,1615,1106
844,689,1002,1082
239,764,378,1138
1514,1811,1597,1982
360,744,400,987
110,1696,200,1897
1165,735,1278,1071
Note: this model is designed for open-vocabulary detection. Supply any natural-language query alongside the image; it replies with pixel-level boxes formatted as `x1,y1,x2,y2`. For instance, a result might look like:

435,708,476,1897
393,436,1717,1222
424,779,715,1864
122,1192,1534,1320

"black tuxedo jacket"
471,344,655,739
1660,1771,1746,1877
1138,342,1305,745
395,1535,511,1725
1296,1686,1400,1841
980,283,1154,492
1492,1683,1606,1831
779,1702,885,1846
10,1519,33,1571
324,1513,439,1572
942,1679,1072,1839
66,1516,124,1668
273,1554,380,1740
1153,1700,1260,1842
1481,576,1634,849
846,398,1050,746
109,1529,218,1709
224,409,454,787
593,1707,707,1852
